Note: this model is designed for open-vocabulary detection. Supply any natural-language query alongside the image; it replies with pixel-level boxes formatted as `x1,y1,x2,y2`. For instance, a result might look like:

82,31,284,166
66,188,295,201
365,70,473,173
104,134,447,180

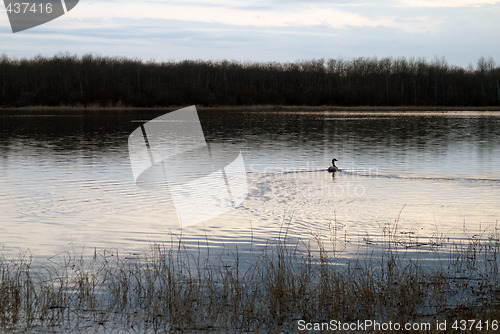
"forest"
0,54,499,107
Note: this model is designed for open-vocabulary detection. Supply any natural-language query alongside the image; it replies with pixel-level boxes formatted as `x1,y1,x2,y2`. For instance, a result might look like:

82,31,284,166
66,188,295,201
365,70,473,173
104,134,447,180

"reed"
1,222,500,333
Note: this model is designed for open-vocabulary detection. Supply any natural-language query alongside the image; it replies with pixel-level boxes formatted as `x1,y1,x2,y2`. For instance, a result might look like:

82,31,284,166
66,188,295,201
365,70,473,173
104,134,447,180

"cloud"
1,0,449,36
66,0,439,34
1,0,499,67
77,2,370,28
396,0,500,7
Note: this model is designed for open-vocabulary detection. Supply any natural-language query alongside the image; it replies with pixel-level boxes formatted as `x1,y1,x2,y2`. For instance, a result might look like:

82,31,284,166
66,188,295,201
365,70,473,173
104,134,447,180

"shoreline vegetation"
1,222,500,333
3,105,500,113
1,54,499,109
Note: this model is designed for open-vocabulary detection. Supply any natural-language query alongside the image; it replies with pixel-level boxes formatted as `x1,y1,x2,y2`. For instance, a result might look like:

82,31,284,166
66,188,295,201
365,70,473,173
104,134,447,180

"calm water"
0,109,499,263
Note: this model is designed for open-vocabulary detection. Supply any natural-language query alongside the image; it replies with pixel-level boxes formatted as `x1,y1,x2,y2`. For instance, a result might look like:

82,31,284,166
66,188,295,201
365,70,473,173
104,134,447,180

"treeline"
1,54,499,107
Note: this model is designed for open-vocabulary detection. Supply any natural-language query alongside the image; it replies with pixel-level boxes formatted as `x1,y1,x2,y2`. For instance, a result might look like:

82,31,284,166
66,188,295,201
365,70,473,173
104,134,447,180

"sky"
1,0,499,67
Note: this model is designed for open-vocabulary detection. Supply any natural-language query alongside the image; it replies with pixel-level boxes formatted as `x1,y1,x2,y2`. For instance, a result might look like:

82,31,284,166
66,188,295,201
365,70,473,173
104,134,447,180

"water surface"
0,109,499,263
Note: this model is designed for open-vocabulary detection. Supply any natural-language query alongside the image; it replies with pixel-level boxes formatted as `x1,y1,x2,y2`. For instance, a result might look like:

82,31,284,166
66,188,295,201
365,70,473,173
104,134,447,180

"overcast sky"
1,0,499,66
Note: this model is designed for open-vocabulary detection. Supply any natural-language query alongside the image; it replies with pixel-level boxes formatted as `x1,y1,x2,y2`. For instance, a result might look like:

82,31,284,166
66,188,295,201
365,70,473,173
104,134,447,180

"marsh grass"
1,220,500,333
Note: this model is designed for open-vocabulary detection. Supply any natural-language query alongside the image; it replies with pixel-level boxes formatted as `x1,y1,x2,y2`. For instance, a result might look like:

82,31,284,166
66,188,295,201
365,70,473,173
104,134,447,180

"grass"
1,219,500,333
4,104,500,113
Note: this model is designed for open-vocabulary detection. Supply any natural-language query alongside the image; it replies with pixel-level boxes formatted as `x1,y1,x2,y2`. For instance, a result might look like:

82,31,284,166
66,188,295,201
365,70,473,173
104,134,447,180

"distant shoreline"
3,105,500,113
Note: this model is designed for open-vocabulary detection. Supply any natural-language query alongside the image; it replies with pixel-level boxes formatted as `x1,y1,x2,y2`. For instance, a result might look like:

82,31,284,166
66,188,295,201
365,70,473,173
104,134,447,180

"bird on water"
328,158,339,173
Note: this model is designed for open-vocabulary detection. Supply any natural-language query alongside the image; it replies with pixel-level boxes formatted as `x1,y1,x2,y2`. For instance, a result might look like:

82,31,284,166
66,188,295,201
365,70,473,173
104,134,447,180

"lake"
1,108,499,265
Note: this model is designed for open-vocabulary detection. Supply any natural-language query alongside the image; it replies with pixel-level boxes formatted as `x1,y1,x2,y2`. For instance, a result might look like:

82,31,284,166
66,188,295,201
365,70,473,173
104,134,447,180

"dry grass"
1,221,500,333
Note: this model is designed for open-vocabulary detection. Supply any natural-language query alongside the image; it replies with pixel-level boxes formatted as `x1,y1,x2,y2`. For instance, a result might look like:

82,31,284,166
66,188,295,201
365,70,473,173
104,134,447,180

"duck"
328,158,339,173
